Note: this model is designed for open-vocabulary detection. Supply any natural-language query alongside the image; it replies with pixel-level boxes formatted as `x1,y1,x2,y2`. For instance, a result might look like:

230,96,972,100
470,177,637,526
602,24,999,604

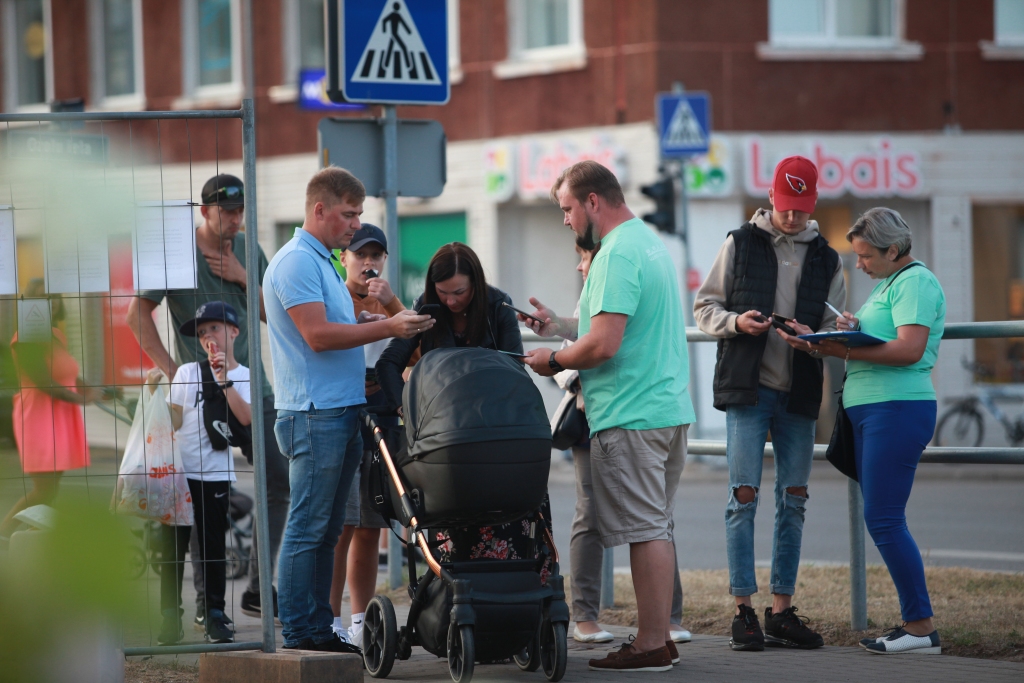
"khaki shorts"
590,424,688,547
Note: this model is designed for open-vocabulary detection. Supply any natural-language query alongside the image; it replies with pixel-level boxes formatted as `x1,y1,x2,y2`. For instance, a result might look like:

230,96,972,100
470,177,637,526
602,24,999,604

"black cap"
201,174,244,210
346,224,387,253
179,301,240,337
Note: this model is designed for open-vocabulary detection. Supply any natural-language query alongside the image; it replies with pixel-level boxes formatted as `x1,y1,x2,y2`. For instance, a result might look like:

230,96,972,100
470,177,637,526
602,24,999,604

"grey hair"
846,207,912,258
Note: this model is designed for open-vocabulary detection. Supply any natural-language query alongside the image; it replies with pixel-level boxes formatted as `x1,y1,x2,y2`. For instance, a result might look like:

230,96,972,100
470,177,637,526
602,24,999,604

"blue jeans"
725,386,815,597
274,406,363,647
847,400,935,622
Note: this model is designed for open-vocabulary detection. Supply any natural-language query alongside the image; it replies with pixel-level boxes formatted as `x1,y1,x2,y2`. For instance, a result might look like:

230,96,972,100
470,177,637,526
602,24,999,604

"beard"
575,220,597,251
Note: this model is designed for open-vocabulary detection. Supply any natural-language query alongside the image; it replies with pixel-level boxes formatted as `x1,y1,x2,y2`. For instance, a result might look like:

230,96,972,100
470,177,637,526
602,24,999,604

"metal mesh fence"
0,103,272,658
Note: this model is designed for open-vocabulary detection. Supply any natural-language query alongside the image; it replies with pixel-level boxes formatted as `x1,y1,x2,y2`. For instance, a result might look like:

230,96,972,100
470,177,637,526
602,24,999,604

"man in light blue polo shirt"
264,167,431,651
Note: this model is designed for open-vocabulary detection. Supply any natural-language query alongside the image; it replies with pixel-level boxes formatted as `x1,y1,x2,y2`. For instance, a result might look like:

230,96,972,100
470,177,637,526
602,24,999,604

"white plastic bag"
113,385,193,526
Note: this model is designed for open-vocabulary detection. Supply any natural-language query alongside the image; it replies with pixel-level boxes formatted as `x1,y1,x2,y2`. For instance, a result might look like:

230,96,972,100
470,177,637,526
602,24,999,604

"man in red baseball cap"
693,155,846,653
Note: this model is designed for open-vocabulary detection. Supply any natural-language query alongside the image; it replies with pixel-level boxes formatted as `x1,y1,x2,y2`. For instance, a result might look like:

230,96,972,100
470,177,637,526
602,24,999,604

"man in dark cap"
127,173,288,629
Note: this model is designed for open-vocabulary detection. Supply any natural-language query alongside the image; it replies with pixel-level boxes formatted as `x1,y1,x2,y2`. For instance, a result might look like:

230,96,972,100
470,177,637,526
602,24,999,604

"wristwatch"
219,379,234,390
549,351,565,373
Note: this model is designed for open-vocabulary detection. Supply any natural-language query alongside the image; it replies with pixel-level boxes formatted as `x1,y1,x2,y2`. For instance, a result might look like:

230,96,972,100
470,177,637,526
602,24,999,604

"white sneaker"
863,628,941,655
573,625,615,643
348,622,364,646
332,623,352,643
669,628,692,643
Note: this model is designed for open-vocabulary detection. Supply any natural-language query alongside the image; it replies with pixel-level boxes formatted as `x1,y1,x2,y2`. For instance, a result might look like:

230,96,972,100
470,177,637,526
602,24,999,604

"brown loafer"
589,643,673,672
666,639,679,664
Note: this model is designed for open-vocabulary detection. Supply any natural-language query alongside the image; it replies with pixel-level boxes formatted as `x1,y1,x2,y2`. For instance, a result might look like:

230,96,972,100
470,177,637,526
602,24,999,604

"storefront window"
14,0,47,106
973,205,1024,383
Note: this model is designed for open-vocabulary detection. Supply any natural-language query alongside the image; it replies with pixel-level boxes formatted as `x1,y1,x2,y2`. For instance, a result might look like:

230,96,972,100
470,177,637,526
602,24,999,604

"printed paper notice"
132,201,197,291
18,298,52,342
44,228,110,294
0,208,16,295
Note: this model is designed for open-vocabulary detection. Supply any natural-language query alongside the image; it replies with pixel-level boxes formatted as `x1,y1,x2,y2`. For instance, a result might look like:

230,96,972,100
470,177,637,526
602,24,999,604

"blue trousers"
274,406,363,647
846,400,936,623
725,386,816,597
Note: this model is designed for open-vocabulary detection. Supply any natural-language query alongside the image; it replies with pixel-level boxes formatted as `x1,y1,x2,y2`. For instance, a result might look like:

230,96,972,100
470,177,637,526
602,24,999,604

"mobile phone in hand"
364,269,379,280
502,301,545,326
771,313,797,336
751,313,769,324
416,303,442,317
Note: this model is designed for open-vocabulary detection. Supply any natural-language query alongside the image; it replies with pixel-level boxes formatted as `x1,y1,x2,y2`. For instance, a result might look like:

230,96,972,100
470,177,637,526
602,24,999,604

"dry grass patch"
584,566,1024,662
125,659,198,683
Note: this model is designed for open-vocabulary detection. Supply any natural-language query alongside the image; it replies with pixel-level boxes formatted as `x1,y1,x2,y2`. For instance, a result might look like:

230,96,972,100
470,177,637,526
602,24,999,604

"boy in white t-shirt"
153,301,252,646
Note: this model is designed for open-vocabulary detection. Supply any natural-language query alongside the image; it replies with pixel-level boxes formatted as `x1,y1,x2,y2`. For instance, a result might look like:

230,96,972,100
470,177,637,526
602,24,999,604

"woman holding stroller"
377,242,548,565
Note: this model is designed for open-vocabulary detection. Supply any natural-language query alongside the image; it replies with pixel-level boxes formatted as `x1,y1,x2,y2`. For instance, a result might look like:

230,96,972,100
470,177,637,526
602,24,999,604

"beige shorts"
590,424,688,547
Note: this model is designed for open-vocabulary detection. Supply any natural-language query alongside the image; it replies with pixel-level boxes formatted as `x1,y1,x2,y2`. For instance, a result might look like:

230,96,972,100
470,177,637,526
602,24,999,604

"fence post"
848,477,868,631
241,98,276,653
599,547,615,611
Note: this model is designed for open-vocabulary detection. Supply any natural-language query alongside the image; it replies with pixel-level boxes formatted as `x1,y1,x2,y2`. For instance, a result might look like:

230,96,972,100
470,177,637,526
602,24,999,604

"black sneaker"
313,633,362,655
195,610,233,632
205,609,235,643
283,638,317,651
157,608,183,646
240,588,280,624
730,604,765,651
764,606,824,649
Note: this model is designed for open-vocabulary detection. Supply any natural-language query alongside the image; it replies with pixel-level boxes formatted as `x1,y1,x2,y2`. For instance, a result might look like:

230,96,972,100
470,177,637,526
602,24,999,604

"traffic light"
641,175,676,233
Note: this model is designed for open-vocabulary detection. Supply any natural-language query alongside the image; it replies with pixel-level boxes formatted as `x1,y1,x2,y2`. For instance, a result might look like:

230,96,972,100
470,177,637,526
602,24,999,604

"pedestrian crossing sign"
656,92,711,157
340,0,449,105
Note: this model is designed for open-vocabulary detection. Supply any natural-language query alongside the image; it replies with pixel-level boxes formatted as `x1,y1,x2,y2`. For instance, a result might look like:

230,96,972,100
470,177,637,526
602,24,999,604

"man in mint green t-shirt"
524,160,695,673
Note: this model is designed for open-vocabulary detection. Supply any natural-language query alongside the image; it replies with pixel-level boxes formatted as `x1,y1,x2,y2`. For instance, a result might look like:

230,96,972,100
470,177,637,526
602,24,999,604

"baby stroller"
361,348,569,683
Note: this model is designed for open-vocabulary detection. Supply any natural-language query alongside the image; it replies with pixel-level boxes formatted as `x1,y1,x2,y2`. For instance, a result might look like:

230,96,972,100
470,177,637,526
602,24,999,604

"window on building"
507,0,583,59
2,0,51,110
297,0,325,71
181,0,240,99
973,206,1024,383
996,0,1024,45
769,0,897,46
90,0,144,104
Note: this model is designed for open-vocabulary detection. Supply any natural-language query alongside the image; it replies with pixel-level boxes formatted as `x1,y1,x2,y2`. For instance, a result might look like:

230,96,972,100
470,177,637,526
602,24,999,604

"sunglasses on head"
213,186,243,200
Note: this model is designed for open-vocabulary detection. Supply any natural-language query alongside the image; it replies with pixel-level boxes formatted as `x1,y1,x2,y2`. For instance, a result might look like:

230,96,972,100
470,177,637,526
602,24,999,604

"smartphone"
771,313,797,336
497,349,529,360
751,313,769,324
416,303,442,317
502,301,545,326
363,269,379,280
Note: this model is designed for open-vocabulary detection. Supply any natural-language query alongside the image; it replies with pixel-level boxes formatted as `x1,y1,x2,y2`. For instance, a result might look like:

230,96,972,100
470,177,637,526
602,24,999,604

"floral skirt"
433,496,553,581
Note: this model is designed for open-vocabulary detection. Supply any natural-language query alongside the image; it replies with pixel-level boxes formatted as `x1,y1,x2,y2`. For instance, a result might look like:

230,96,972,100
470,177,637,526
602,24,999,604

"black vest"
712,223,839,419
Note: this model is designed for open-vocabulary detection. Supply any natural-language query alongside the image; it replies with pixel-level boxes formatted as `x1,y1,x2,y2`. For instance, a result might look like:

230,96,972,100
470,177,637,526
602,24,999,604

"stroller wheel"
447,623,475,683
127,547,147,580
364,595,398,678
225,546,249,580
540,621,567,682
514,622,541,672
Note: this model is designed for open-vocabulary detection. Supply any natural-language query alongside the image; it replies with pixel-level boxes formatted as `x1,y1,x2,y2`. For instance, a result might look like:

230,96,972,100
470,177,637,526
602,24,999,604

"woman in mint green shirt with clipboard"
780,208,946,655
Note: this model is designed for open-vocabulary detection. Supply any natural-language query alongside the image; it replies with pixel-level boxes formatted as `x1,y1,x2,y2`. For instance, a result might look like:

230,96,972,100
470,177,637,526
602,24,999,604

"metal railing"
0,101,274,656
526,320,1024,629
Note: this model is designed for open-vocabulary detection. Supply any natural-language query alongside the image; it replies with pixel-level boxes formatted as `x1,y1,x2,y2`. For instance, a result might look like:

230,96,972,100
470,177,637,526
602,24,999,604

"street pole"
673,160,702,439
848,479,868,630
599,547,615,611
381,105,405,588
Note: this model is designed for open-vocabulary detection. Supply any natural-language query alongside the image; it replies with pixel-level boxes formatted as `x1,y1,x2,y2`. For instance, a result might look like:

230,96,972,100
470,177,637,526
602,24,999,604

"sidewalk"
135,586,1024,683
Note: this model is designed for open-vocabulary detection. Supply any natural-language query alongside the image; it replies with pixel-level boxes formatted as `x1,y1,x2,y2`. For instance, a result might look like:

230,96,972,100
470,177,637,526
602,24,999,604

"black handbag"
825,376,857,481
199,360,253,461
551,391,588,450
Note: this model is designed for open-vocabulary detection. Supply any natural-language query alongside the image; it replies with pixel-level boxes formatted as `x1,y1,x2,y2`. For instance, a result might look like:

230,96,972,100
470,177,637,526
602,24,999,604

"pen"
825,301,855,329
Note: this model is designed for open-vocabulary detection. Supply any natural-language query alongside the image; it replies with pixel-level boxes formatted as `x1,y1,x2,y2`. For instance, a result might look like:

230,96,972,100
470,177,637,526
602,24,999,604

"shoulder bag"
199,360,253,461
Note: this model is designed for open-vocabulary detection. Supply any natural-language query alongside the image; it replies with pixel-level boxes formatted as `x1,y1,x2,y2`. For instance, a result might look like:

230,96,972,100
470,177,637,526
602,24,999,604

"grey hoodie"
693,208,847,393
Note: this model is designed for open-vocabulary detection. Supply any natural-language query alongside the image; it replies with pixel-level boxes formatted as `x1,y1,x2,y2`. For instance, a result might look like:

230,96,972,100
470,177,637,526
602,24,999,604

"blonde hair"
305,166,366,212
847,207,912,258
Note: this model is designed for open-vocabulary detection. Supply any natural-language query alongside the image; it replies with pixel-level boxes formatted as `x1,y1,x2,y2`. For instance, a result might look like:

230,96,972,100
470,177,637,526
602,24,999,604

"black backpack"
199,360,253,461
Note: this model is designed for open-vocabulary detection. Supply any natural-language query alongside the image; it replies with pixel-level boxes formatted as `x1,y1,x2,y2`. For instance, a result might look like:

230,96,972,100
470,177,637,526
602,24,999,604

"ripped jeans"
725,386,815,597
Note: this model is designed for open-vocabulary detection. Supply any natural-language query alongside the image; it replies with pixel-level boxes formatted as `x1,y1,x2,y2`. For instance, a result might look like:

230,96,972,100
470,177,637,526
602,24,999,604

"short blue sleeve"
272,251,325,310
587,253,641,317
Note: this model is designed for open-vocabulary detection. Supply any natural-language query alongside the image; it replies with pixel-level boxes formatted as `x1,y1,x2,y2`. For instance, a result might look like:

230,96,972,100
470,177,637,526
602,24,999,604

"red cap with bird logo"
771,155,818,214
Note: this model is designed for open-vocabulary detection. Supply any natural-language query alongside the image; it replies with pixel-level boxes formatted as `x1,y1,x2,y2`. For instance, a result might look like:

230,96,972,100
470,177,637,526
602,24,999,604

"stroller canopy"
402,347,551,457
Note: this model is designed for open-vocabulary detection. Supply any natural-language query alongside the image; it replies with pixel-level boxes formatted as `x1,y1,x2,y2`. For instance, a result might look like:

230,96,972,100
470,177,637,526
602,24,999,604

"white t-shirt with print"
168,362,251,482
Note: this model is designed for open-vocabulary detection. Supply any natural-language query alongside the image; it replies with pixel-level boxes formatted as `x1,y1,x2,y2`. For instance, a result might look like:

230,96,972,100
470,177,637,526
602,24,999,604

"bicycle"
935,360,1024,447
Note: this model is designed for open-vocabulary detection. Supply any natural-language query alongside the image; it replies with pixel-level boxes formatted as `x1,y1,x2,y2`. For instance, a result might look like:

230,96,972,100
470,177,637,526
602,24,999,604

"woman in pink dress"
1,288,100,539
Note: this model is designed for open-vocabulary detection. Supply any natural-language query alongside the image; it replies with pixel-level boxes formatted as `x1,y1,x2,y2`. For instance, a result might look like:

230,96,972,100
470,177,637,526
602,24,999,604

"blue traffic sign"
656,92,711,157
298,69,366,111
340,0,449,105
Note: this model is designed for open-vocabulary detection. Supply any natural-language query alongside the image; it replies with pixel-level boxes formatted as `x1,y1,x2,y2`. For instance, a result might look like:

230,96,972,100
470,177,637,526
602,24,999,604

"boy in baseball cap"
151,301,252,646
693,155,846,653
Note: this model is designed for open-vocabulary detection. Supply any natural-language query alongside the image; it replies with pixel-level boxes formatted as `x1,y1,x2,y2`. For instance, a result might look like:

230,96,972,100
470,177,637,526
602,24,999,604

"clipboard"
798,331,885,348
